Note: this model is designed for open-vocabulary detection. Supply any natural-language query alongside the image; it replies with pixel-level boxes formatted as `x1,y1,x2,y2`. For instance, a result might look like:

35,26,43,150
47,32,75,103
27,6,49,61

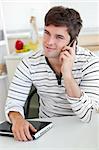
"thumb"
29,123,37,133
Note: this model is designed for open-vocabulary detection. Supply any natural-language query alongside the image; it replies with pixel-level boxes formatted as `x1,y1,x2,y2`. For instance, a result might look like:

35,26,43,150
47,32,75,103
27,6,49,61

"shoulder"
76,46,99,71
76,46,96,58
76,46,99,63
22,49,44,64
26,49,44,59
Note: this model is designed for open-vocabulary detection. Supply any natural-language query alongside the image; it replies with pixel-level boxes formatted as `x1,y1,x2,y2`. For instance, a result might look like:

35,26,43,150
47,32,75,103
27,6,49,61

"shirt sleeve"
67,57,99,123
5,57,33,122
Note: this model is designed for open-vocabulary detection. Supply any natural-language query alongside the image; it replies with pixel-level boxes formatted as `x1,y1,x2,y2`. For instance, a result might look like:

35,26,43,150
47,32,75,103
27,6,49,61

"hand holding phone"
59,38,77,76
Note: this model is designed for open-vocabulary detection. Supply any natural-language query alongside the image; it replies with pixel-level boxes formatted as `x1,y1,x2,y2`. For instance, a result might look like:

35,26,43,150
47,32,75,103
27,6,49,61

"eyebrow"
44,29,50,34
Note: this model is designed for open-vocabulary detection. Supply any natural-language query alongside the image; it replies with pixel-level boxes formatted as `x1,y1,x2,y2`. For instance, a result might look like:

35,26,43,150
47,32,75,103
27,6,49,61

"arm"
8,111,37,141
60,43,99,122
60,41,82,98
67,58,99,123
5,57,37,141
5,58,32,121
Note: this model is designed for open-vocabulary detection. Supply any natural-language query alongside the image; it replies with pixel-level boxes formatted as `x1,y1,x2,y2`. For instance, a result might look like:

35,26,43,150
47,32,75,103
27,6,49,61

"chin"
44,51,59,58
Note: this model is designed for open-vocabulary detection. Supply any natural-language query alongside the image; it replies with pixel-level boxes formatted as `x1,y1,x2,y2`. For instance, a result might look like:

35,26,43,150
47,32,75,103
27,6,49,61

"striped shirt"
5,46,99,123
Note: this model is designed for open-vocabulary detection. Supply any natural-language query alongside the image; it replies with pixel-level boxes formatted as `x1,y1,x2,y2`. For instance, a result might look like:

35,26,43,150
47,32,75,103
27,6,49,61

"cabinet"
0,1,9,121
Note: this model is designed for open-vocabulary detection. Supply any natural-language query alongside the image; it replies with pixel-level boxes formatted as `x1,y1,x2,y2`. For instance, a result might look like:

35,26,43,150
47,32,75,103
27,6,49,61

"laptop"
0,120,53,139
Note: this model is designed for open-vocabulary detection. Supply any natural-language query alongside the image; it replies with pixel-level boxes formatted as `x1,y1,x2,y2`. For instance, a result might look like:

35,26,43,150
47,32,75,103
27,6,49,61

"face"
43,25,71,58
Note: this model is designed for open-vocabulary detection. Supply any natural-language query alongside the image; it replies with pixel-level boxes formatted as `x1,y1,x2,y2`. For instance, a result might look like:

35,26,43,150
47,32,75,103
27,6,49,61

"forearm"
64,74,93,122
64,73,82,98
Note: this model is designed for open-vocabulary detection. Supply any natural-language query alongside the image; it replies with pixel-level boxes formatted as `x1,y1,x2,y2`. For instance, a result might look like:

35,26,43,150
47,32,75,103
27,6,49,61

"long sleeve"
5,57,33,122
67,57,99,123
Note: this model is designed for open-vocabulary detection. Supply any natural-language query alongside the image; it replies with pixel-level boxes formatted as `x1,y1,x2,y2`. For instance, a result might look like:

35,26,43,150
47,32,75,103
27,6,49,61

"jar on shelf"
0,64,6,75
29,16,39,50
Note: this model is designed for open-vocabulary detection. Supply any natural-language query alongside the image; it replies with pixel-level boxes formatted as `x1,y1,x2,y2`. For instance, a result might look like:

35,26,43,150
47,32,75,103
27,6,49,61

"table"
0,114,98,150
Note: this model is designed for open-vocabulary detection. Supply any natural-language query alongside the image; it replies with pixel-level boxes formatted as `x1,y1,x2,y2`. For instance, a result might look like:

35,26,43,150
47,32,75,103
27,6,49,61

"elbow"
79,109,93,123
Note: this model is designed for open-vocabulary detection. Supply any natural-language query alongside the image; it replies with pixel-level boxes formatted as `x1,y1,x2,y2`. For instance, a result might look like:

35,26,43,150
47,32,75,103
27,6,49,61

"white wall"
51,1,99,28
1,0,99,34
0,1,3,29
2,0,50,31
0,13,3,30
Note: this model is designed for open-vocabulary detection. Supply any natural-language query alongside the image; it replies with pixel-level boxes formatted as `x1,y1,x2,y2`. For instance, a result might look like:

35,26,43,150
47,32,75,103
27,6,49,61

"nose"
47,37,55,45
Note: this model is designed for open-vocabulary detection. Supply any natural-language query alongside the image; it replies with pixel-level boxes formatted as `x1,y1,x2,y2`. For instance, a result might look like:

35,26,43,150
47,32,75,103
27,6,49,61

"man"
5,6,99,141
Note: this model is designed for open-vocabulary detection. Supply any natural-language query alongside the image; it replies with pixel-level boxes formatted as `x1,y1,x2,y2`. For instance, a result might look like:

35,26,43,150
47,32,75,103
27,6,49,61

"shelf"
5,50,33,60
0,40,6,46
0,74,7,80
7,31,31,39
6,29,43,39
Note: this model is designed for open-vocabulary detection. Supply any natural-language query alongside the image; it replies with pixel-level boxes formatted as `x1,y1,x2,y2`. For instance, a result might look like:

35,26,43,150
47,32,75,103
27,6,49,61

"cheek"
57,42,65,51
42,36,47,45
43,33,49,41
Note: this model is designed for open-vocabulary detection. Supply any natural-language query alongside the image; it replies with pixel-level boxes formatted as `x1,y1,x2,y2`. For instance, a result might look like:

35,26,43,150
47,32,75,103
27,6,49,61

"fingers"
12,122,37,141
61,50,71,57
61,40,76,55
24,125,33,141
29,123,37,133
12,126,30,141
24,123,37,140
59,50,70,64
16,129,28,141
61,46,74,55
60,44,75,64
13,130,22,141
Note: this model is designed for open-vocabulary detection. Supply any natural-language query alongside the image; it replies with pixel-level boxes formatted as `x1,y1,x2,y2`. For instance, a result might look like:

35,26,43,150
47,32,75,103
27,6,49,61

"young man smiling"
5,6,99,141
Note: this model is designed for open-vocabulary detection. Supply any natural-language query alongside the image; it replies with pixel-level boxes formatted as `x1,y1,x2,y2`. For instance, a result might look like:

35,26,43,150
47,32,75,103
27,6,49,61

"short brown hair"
45,6,82,42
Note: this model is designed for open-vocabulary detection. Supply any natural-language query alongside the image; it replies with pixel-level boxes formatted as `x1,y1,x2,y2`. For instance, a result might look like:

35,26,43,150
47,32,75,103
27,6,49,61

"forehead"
45,25,69,36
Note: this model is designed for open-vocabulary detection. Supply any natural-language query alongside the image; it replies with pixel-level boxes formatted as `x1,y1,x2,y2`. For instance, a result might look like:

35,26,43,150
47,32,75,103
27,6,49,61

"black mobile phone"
69,38,77,47
61,38,77,53
68,38,77,54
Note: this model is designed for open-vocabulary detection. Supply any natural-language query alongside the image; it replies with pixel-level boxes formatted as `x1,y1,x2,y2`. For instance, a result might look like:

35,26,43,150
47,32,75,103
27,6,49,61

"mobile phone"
67,38,77,54
68,38,77,47
61,38,77,53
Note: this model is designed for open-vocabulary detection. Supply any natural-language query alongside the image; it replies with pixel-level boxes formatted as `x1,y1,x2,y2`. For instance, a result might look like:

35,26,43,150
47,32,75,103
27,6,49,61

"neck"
47,57,62,75
48,57,61,66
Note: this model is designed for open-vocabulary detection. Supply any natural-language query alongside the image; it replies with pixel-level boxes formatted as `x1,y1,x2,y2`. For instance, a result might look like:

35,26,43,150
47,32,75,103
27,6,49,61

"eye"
44,30,50,35
56,35,64,40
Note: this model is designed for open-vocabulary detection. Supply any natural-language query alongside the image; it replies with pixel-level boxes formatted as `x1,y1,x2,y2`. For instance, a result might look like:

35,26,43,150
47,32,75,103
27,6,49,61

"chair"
24,85,39,119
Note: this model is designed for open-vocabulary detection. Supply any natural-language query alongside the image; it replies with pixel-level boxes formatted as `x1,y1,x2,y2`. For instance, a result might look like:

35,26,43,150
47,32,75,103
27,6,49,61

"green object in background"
28,93,39,118
23,44,31,51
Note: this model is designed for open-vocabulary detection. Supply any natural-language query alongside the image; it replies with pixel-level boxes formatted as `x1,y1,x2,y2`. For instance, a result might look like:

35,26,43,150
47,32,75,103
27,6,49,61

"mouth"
43,45,60,58
44,45,56,52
